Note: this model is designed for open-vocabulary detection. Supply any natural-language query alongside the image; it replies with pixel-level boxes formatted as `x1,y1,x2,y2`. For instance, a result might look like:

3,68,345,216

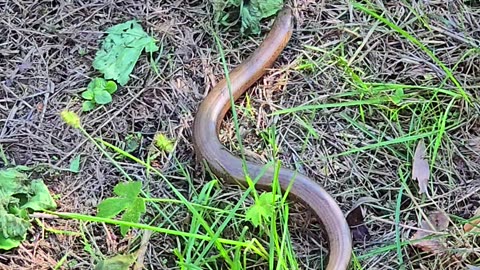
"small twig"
134,230,153,270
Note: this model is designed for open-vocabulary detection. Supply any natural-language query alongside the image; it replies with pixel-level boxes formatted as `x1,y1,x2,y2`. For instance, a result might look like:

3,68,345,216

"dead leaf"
464,207,480,232
411,211,449,254
346,205,370,243
412,139,430,194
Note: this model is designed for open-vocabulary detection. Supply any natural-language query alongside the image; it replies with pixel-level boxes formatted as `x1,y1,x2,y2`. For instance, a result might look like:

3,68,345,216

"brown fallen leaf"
464,207,480,232
346,205,370,243
412,139,430,194
411,211,449,254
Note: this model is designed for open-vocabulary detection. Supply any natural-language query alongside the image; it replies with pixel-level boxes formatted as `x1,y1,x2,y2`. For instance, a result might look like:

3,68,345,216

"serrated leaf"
245,192,279,227
81,90,94,100
105,81,117,94
82,101,96,112
96,181,144,236
120,198,146,236
97,198,130,218
94,91,112,105
69,155,81,173
92,20,159,86
114,181,141,198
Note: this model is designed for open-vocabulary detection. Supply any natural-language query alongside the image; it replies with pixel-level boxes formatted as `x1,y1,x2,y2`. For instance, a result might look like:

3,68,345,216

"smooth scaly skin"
193,7,352,270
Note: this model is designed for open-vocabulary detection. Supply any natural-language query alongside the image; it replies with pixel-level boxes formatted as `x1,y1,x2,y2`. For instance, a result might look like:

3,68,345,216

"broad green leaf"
82,101,96,112
21,180,57,211
245,192,279,227
0,167,57,251
113,181,141,198
96,181,144,236
94,254,136,270
0,168,26,196
69,155,81,173
105,81,117,94
0,210,29,240
94,91,112,105
240,0,284,34
97,198,130,218
93,20,159,86
81,90,94,100
120,198,146,236
0,233,22,250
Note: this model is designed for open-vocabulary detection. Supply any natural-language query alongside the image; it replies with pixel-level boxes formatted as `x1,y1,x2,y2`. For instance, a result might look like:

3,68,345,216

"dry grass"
1,0,480,269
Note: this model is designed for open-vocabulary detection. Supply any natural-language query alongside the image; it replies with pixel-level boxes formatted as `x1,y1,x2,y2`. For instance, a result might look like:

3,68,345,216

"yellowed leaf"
412,139,430,194
464,207,480,232
411,211,449,254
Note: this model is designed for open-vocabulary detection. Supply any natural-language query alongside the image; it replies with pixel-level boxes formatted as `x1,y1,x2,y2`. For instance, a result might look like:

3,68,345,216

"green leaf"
245,192,279,227
0,168,26,196
97,198,130,218
69,155,81,173
94,254,136,270
81,90,94,100
105,81,117,94
88,78,107,92
120,198,146,236
96,181,144,236
240,0,284,34
82,101,96,112
0,209,29,241
0,233,22,250
21,180,57,211
114,181,142,198
92,20,159,86
124,133,142,153
391,88,405,105
94,91,112,105
0,167,57,250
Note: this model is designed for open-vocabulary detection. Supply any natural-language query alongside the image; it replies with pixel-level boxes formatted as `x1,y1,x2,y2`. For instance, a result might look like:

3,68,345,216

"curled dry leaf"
464,207,480,232
411,211,449,254
346,205,370,243
412,139,430,194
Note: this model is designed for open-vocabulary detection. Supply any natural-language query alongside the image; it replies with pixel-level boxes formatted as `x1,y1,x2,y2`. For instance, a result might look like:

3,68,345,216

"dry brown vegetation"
1,0,480,269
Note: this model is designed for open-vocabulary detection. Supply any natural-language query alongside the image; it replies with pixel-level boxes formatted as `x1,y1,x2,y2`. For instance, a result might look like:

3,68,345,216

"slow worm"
192,6,352,270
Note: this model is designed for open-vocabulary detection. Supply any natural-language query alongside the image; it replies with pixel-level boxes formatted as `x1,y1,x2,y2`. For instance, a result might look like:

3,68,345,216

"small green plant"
93,20,159,86
212,0,285,34
0,166,57,250
245,192,280,227
154,133,174,153
81,78,118,111
96,181,146,236
81,20,159,112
